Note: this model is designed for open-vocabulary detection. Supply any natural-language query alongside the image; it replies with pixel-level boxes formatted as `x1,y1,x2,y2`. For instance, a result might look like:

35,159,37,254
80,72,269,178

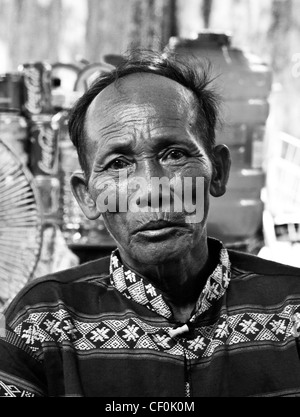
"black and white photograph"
0,0,300,400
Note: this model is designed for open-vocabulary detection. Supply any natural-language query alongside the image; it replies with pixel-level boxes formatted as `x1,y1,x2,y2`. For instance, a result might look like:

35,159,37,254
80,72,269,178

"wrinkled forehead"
86,73,198,125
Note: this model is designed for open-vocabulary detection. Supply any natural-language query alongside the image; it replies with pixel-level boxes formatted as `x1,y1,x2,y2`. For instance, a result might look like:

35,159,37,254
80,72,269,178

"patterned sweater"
1,238,300,397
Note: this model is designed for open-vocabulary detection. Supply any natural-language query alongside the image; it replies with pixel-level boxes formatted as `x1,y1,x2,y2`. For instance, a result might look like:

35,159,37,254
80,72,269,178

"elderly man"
1,50,300,398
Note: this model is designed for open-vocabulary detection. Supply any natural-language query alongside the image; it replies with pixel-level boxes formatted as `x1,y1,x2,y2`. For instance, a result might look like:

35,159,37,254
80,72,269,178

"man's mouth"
134,220,187,234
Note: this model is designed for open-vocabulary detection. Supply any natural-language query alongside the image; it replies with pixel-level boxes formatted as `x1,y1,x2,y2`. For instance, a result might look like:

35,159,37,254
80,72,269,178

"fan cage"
0,137,43,313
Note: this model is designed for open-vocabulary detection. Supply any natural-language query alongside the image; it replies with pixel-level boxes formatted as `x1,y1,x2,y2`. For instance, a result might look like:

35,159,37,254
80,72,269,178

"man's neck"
120,238,217,323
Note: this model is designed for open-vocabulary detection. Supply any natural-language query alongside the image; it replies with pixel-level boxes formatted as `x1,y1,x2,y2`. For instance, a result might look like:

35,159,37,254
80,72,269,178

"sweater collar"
109,238,231,322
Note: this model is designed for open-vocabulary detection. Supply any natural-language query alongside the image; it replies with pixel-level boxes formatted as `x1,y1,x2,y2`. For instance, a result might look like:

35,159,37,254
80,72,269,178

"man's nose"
136,159,164,182
130,160,168,210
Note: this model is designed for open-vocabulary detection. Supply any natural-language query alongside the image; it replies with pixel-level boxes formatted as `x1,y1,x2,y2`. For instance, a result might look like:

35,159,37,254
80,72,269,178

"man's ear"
70,171,100,220
210,144,231,197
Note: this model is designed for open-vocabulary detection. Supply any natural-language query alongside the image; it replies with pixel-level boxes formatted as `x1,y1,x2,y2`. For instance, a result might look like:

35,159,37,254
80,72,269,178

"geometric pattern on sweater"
0,380,36,397
12,303,300,360
109,246,231,322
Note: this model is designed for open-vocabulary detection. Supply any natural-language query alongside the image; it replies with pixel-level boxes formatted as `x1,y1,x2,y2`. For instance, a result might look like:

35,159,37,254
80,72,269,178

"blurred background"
0,0,300,310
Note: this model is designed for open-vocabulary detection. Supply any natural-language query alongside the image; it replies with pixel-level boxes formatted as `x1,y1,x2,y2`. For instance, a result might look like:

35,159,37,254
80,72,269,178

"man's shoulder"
25,254,111,287
41,255,111,283
4,255,111,321
228,248,300,278
227,248,300,308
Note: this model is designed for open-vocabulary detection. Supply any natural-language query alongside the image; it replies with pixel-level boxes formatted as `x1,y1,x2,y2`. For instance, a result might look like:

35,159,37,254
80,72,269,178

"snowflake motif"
269,319,287,335
215,320,230,338
21,325,41,345
153,334,171,349
122,325,140,342
187,336,206,352
124,271,136,283
111,255,119,268
90,327,110,342
145,284,157,298
222,272,230,289
44,319,62,336
206,283,220,301
239,319,259,335
63,320,78,339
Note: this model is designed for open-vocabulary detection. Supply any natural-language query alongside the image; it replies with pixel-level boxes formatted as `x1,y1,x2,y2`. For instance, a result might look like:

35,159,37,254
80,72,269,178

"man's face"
71,73,230,265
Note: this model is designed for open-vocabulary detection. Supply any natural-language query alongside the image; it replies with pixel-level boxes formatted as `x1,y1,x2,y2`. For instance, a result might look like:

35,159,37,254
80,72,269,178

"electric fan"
0,137,42,312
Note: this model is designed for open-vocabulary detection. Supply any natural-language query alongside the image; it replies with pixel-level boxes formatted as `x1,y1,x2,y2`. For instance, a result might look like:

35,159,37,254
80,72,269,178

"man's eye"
107,159,130,170
163,150,187,162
